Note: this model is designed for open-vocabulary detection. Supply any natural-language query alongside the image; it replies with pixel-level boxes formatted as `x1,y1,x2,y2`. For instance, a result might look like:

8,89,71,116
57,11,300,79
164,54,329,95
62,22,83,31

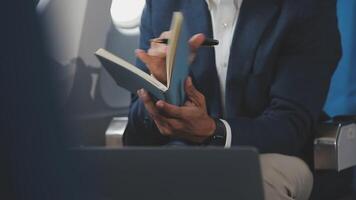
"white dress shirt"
205,0,243,147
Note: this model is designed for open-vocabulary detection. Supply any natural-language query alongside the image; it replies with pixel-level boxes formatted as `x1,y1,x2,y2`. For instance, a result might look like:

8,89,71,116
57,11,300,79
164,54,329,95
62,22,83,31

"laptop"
71,147,264,200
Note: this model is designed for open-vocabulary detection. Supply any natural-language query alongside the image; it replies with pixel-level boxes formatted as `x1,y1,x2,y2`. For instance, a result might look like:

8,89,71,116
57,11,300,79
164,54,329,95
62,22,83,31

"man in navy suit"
123,0,341,199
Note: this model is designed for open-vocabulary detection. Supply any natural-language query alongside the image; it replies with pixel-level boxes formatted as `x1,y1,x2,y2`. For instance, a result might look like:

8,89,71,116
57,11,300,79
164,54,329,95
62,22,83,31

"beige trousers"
260,154,313,200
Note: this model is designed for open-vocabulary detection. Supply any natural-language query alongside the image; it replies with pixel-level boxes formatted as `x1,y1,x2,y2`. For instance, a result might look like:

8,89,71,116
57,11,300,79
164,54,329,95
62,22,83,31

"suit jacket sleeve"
226,1,342,156
123,1,170,146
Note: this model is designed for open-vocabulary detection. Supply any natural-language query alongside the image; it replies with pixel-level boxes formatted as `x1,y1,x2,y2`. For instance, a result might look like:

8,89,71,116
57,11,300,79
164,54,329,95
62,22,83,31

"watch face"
207,119,227,146
211,135,226,146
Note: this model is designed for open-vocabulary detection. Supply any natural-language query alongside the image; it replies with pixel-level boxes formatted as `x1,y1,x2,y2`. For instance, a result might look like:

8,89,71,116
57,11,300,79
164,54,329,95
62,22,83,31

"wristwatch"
204,118,227,146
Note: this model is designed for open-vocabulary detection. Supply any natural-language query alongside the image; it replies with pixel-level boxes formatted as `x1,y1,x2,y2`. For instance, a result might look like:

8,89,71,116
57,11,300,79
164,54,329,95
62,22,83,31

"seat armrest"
314,116,356,171
105,117,128,147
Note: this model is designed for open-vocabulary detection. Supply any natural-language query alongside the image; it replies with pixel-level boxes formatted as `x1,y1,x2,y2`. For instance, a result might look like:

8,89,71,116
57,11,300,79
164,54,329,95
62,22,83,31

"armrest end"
314,116,356,171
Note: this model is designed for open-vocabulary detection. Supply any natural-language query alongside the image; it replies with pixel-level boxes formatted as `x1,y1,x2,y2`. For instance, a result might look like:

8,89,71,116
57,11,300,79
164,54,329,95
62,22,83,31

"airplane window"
110,0,145,36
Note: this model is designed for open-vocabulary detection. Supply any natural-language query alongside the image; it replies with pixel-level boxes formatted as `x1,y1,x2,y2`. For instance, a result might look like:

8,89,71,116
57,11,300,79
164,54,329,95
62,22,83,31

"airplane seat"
311,116,356,200
39,0,139,147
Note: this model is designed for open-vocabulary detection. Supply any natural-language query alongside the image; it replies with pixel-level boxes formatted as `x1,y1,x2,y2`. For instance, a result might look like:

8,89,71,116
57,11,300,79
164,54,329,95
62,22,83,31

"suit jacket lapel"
225,0,280,117
183,0,223,117
228,0,280,77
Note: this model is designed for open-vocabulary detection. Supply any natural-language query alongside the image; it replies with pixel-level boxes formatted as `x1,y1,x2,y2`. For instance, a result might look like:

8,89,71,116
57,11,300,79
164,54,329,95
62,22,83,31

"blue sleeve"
325,0,356,116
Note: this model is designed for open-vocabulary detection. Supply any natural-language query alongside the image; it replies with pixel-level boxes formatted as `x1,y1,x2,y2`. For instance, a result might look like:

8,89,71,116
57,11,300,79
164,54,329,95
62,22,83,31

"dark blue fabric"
123,0,341,163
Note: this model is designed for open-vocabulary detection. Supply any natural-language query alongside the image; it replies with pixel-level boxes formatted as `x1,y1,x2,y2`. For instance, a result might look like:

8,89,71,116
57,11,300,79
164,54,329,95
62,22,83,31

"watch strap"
204,118,227,146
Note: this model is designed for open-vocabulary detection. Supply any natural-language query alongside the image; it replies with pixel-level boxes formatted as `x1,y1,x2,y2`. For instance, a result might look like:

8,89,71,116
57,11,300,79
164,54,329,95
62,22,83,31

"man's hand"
136,31,170,85
136,32,206,85
137,77,216,143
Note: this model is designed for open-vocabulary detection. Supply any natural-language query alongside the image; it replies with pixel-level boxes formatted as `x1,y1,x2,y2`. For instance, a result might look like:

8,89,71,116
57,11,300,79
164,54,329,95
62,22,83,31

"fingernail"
135,49,145,57
134,50,139,55
187,77,193,86
137,89,144,97
156,101,164,108
141,89,147,97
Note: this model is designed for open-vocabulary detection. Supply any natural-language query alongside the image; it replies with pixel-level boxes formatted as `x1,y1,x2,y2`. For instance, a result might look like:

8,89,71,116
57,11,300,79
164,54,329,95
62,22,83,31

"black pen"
150,38,219,47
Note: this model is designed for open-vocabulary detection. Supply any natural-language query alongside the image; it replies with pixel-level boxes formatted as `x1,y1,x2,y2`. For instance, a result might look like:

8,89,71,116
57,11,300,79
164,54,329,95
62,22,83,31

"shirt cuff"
220,119,232,148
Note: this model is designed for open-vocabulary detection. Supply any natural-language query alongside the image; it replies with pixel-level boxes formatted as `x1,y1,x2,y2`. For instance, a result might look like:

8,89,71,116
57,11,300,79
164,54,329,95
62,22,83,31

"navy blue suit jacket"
123,0,341,161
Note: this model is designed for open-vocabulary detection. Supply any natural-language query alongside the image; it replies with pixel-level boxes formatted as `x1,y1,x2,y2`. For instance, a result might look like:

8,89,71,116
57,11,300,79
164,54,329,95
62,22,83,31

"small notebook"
95,12,189,106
